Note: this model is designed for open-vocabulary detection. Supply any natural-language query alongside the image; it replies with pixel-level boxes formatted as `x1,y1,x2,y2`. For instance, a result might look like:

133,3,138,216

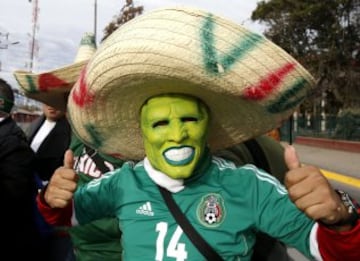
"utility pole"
29,0,39,72
94,0,97,42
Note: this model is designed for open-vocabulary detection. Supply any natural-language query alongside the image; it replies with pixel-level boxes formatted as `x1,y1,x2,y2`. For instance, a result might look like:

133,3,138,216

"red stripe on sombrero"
72,68,94,107
242,62,296,101
38,73,70,91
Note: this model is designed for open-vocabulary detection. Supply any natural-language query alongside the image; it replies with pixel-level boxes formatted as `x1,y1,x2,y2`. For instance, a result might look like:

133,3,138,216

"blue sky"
0,0,264,89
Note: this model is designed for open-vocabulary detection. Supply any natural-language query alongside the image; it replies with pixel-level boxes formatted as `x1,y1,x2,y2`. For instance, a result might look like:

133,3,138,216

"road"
284,143,360,261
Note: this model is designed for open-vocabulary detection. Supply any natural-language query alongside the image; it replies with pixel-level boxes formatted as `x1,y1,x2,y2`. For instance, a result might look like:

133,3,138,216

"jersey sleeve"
74,168,121,224
241,165,315,258
317,221,360,260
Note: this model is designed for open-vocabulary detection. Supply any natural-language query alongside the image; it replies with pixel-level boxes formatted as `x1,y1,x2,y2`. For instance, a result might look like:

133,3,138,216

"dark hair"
0,78,14,113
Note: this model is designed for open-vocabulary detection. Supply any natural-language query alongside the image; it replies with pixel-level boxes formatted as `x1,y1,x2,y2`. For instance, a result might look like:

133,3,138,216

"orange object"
266,128,280,141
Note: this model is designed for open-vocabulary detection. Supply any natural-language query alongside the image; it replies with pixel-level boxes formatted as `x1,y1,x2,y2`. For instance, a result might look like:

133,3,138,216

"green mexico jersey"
74,153,315,260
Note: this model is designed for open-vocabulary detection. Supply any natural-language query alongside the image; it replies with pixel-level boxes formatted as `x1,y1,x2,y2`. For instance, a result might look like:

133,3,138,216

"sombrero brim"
14,60,88,111
68,7,315,160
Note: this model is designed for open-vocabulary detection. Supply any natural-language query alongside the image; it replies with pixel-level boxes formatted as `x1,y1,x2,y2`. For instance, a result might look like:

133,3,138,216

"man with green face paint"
141,94,209,180
65,7,359,261
69,93,360,260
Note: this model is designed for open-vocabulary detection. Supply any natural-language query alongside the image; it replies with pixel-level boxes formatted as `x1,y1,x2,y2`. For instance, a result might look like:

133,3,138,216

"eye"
181,117,198,123
152,120,169,128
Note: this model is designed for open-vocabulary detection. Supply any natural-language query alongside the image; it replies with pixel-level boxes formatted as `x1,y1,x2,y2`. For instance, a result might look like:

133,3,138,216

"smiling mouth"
164,146,194,166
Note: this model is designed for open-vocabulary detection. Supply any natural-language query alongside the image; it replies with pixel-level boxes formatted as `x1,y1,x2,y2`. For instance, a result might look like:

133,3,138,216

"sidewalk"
280,136,360,178
295,136,360,153
291,142,360,178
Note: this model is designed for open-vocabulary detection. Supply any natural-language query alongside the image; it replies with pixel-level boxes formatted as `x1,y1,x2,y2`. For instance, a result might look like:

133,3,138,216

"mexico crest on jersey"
197,193,225,227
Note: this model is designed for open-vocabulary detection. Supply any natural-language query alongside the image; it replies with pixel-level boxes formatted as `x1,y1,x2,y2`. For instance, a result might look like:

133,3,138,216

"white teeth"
165,147,193,161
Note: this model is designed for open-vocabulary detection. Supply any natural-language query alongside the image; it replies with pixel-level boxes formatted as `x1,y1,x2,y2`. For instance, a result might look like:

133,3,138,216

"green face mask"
140,94,210,179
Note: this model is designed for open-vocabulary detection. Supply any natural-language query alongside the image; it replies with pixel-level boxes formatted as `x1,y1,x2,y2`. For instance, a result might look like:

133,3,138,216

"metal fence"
279,112,360,143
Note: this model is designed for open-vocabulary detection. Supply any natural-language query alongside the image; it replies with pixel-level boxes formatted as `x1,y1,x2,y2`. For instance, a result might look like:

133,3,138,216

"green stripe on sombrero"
266,78,308,113
201,14,263,74
219,33,263,72
84,123,104,149
25,75,39,93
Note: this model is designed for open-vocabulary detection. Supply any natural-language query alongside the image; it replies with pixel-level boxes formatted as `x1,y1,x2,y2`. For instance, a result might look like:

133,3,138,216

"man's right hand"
44,149,79,208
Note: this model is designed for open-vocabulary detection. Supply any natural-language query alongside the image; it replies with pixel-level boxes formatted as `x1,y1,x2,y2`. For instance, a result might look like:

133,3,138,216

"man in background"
26,102,72,261
0,78,40,259
28,103,71,185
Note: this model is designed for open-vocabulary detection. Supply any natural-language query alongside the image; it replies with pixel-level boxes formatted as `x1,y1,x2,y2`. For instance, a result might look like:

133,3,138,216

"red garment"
36,191,72,227
318,221,360,261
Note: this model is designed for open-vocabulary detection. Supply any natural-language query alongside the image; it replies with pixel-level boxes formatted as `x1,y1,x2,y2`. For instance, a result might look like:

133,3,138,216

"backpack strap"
158,185,224,261
84,145,110,173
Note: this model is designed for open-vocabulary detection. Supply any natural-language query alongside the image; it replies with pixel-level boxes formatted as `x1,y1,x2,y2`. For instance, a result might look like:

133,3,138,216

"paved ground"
291,143,360,178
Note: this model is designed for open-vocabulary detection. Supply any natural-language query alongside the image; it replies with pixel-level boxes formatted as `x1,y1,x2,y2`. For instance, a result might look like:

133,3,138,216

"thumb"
64,149,75,169
284,145,301,170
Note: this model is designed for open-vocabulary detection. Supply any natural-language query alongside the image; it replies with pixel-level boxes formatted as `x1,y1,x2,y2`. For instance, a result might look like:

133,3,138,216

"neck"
144,157,185,193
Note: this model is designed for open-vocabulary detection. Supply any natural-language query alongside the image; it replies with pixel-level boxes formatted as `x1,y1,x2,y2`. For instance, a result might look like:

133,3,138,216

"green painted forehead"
141,93,210,114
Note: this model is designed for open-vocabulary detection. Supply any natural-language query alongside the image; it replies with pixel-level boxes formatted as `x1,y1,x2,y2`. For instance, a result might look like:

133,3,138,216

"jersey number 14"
156,222,188,261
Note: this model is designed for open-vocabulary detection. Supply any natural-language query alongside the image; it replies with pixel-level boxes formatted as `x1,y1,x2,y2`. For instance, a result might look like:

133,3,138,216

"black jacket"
0,116,40,257
27,115,72,181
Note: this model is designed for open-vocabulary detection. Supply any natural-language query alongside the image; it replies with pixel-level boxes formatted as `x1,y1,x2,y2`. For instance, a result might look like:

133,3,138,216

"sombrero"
67,6,316,160
13,32,97,112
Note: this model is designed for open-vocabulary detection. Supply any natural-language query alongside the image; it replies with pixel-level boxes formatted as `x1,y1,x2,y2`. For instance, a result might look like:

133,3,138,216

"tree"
102,0,144,42
251,0,360,139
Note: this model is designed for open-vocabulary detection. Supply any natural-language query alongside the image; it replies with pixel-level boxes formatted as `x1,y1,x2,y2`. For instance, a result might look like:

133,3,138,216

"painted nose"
168,122,188,142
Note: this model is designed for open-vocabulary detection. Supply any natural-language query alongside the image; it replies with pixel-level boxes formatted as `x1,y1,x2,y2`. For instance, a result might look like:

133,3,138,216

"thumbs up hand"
44,149,79,208
284,145,350,228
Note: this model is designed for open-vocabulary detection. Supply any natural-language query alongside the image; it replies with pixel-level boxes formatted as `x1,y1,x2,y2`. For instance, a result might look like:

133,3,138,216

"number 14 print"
156,222,188,261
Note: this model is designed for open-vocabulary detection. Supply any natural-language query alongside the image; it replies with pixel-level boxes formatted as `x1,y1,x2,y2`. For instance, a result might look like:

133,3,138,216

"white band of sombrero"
68,7,315,160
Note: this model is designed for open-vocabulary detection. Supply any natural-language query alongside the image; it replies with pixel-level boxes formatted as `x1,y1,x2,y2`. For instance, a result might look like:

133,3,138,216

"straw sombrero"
13,32,97,112
67,7,316,160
